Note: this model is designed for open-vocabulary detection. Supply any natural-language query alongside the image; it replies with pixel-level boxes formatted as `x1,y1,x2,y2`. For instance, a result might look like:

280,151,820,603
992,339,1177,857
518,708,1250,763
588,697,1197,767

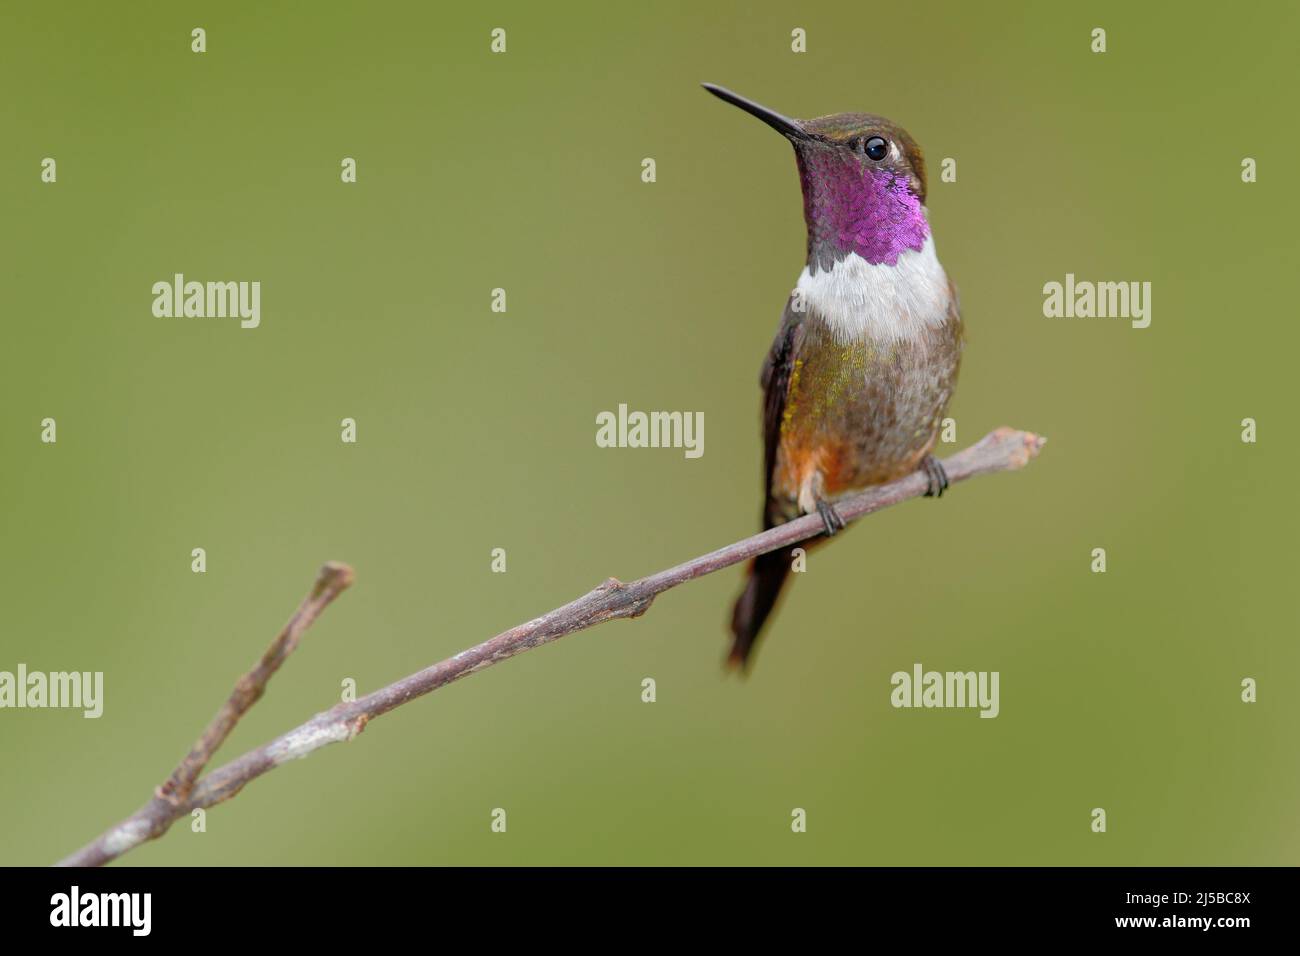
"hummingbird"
703,83,964,670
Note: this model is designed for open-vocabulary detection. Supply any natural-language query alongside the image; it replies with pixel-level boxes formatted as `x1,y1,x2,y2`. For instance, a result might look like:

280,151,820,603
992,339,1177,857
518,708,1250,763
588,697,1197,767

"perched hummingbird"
703,84,964,669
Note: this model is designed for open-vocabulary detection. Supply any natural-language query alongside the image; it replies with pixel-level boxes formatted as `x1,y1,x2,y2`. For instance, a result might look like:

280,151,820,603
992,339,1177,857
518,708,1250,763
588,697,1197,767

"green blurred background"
2,1,1297,865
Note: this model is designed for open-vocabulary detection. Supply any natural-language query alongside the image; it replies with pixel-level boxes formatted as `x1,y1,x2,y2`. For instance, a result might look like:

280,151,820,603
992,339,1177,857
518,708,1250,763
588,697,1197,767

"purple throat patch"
798,151,929,268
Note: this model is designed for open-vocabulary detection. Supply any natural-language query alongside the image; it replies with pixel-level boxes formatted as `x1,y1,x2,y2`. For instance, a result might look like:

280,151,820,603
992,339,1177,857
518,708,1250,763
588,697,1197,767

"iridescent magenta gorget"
796,146,930,270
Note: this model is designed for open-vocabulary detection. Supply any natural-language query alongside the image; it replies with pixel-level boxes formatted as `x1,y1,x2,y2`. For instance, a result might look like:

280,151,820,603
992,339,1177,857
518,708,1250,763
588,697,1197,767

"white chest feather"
793,234,952,345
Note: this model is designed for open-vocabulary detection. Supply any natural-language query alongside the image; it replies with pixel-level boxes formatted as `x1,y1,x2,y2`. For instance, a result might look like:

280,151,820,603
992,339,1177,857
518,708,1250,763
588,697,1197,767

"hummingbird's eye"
863,136,888,161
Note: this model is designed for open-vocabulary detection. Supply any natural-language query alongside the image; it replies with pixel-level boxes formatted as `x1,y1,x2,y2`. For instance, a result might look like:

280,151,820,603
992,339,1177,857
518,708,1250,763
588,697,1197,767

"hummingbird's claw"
816,499,846,536
921,455,949,498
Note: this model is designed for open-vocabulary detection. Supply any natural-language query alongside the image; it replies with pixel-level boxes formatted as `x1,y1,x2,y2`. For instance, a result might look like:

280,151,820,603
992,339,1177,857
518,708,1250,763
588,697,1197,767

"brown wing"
947,276,965,349
758,299,805,529
730,298,806,667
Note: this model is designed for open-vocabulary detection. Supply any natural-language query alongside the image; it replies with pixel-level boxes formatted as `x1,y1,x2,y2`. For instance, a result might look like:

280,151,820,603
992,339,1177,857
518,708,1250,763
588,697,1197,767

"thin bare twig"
54,563,354,867
56,426,1045,867
159,561,355,803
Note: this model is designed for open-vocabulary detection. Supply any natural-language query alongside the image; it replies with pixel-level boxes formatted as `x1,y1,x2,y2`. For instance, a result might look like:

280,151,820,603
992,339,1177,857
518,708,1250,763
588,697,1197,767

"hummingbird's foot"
816,499,846,536
921,455,949,498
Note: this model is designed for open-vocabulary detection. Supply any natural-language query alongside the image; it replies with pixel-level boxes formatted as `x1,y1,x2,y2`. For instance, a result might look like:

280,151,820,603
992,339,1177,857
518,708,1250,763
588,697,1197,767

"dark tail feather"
728,548,794,670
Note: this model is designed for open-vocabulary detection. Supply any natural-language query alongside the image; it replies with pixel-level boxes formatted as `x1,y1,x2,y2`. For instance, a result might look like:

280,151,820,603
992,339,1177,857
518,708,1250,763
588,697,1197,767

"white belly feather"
793,233,951,345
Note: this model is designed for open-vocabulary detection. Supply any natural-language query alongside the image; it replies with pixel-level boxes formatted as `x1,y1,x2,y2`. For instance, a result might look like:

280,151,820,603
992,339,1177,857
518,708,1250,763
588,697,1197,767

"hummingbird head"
702,83,930,274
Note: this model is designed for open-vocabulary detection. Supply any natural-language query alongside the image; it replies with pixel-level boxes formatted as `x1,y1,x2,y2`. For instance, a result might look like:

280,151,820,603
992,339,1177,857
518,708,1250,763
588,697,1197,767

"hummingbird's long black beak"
701,83,806,140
